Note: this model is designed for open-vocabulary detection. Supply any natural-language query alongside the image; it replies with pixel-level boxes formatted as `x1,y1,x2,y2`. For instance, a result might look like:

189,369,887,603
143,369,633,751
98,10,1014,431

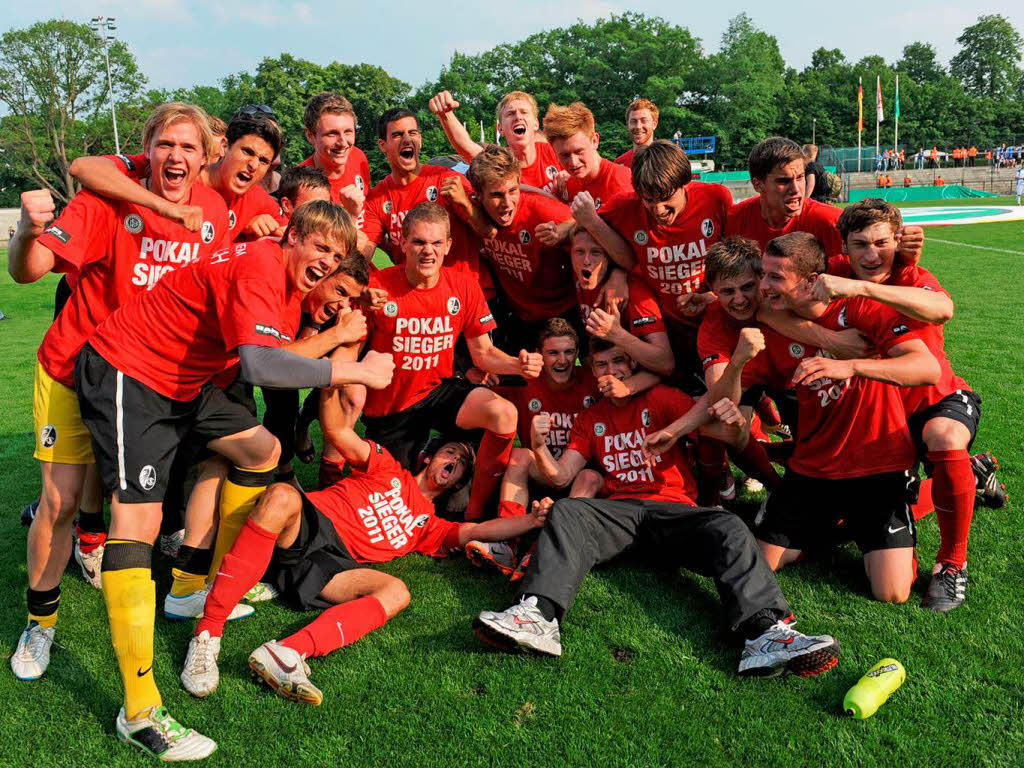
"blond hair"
284,199,359,257
467,145,521,191
142,102,216,160
495,90,539,125
543,102,596,142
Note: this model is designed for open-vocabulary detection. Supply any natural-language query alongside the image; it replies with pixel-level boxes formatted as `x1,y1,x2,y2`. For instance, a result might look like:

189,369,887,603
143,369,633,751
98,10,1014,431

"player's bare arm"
757,307,871,359
791,338,940,388
466,333,543,378
530,414,587,488
439,176,496,239
8,190,57,283
640,394,714,459
318,381,372,465
585,305,675,376
428,90,484,162
812,273,953,325
456,498,550,546
570,191,636,269
707,327,765,406
284,309,368,360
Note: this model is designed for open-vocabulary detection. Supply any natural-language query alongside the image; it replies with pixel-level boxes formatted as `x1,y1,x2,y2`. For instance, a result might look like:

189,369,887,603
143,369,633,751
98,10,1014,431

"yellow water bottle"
843,658,906,719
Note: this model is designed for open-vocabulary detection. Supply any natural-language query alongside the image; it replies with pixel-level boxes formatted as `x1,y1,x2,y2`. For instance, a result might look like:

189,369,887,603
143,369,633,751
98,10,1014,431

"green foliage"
950,14,1024,98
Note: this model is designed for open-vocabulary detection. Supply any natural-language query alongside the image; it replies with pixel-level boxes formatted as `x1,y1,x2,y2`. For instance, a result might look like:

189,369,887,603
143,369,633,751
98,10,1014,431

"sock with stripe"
280,596,388,658
101,540,161,720
27,586,61,630
929,449,974,567
729,438,782,491
170,545,213,597
465,431,515,521
208,465,275,579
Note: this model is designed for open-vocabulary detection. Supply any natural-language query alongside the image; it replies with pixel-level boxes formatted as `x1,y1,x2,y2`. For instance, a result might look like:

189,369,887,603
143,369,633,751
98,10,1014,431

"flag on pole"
894,75,900,120
858,77,864,132
876,76,884,123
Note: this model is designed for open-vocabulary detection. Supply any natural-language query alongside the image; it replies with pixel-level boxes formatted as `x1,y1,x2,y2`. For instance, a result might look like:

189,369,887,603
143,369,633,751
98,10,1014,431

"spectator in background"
968,145,977,166
898,149,905,169
903,173,912,187
917,148,926,169
934,175,945,186
929,147,939,168
803,144,828,203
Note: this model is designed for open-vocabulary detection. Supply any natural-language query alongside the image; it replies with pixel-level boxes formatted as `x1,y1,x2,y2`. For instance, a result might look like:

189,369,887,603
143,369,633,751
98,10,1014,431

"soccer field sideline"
1,219,1023,765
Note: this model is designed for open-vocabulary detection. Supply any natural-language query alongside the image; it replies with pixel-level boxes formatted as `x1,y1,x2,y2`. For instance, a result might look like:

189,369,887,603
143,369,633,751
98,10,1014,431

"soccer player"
73,201,394,760
473,340,841,677
429,89,562,188
1015,164,1023,205
7,102,230,683
543,101,633,208
615,98,659,168
719,232,940,604
360,203,542,520
299,92,372,217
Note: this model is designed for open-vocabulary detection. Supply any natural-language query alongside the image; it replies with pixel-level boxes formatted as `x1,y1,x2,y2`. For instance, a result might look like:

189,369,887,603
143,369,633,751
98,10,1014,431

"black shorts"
664,317,707,397
908,388,982,458
361,377,478,469
75,345,260,503
264,492,365,611
757,470,916,554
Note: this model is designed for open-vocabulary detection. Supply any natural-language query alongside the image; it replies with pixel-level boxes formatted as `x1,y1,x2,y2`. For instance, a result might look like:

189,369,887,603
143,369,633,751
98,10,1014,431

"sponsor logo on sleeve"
528,398,542,412
478,313,494,325
633,230,649,245
922,284,935,291
426,186,439,202
255,323,282,339
43,225,70,244
383,301,399,317
702,353,720,366
201,221,215,243
116,154,136,171
594,422,606,436
447,297,461,315
701,217,715,237
124,213,144,234
633,315,656,326
374,442,383,453
892,323,910,336
788,343,805,358
356,175,365,192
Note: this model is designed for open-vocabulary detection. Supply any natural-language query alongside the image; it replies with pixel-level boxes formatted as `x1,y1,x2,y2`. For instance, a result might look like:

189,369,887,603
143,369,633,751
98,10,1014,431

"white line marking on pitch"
927,237,1024,256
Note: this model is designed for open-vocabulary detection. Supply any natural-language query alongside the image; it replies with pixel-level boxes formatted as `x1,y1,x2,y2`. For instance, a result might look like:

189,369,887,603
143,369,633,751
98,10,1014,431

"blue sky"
6,1,1023,92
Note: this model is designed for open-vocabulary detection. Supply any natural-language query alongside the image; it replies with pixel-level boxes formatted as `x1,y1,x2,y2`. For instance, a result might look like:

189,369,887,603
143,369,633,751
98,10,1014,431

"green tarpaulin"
848,186,998,202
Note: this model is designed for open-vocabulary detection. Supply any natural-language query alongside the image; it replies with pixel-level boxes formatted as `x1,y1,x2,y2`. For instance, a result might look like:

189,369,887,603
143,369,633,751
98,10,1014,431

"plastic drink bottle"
843,658,906,719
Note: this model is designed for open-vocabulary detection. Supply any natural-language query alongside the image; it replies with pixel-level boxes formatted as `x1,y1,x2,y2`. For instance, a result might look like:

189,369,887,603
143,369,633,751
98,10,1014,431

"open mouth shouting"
398,145,417,162
302,264,328,291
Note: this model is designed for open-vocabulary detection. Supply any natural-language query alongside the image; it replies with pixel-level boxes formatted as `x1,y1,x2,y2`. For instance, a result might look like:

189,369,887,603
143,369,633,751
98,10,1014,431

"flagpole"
858,76,863,172
875,76,880,164
894,74,899,157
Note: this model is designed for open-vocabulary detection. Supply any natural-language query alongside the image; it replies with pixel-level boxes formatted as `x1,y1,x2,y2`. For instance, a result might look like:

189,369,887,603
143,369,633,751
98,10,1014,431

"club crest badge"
391,477,402,489
519,230,531,245
426,186,438,202
701,218,715,237
789,343,805,358
383,200,393,214
594,422,606,436
641,408,651,427
634,230,649,245
583,395,596,408
545,165,558,180
384,301,399,317
139,465,157,491
39,425,57,448
447,297,461,315
201,221,215,243
528,398,542,412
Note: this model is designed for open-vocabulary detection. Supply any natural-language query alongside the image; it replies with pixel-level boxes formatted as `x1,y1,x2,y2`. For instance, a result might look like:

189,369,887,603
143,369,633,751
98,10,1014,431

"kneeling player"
181,380,549,705
474,340,840,678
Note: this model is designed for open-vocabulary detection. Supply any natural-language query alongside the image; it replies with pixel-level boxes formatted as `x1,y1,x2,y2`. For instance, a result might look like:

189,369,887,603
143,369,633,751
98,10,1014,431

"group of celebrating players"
7,85,1007,761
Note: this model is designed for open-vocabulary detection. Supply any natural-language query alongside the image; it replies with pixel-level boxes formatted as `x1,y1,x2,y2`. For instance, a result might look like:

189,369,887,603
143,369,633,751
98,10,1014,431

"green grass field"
1,215,1022,766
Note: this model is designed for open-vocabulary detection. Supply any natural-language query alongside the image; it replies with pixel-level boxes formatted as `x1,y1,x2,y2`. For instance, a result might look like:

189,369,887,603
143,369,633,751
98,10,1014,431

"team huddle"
7,88,1007,761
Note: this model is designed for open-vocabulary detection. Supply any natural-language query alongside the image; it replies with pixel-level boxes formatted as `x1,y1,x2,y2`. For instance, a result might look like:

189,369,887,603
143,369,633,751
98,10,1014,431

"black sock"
76,509,107,534
27,585,61,624
173,545,213,575
739,607,786,641
526,594,562,623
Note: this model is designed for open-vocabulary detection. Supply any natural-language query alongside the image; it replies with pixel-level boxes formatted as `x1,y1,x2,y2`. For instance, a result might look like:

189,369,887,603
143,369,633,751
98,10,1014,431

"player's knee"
378,577,410,617
871,581,912,604
924,425,967,452
252,482,301,530
38,483,83,525
489,397,517,433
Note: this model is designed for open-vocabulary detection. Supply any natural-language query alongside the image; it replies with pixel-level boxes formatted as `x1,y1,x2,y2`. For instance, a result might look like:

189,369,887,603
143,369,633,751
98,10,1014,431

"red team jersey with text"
519,142,562,189
559,158,633,209
697,302,756,371
742,300,920,479
600,182,732,328
299,148,372,199
567,385,700,504
480,192,575,322
90,240,302,401
306,442,461,563
576,276,666,338
498,371,600,458
363,266,496,417
35,187,230,388
725,195,843,256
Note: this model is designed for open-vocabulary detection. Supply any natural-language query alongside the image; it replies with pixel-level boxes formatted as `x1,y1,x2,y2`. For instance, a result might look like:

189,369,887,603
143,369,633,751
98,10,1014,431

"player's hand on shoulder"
708,397,745,428
791,355,854,386
429,91,460,117
530,413,551,447
337,185,365,219
676,290,716,317
364,286,388,311
529,497,554,527
519,349,543,378
733,327,765,364
20,189,56,236
354,350,395,389
245,213,284,239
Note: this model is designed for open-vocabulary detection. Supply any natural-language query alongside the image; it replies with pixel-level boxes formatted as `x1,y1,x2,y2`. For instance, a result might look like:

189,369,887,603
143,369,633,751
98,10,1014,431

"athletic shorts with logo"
75,344,259,503
908,388,981,461
757,470,916,553
33,360,94,464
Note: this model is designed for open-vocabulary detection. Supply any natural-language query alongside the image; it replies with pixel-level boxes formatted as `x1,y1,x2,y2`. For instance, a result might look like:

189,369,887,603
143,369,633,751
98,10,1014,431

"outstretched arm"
466,334,543,378
456,498,550,546
812,273,953,325
428,91,484,162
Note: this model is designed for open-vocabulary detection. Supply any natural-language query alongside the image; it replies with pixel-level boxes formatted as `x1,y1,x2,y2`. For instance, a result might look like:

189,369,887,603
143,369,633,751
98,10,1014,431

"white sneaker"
159,529,185,559
473,595,562,657
742,476,765,495
73,540,104,589
244,582,279,602
164,588,254,622
181,630,221,697
248,641,323,705
116,705,217,761
738,621,839,678
10,623,55,680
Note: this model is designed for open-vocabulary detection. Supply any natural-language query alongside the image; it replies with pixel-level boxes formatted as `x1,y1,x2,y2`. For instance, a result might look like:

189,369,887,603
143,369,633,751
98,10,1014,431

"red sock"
465,430,514,520
696,439,727,505
497,500,526,519
912,477,934,520
929,449,974,567
196,518,277,638
749,413,770,442
754,394,782,427
75,527,107,554
280,596,388,658
730,439,782,491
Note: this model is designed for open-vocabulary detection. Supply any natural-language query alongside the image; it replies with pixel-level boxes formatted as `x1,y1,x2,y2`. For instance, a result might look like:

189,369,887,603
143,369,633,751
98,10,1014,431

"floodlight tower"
90,15,120,154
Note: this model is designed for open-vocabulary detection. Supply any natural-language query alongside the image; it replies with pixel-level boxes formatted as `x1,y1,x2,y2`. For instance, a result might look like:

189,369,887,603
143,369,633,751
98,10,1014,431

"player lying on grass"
8,102,231,684
72,201,394,761
181,375,550,708
473,340,841,678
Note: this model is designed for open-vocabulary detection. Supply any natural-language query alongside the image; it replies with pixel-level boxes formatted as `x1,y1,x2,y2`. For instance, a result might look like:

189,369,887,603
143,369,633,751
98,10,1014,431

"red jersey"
567,385,700,504
519,142,561,189
576,275,666,338
480,192,575,322
299,147,372,200
498,371,600,458
697,302,756,371
725,195,842,256
601,183,732,327
363,266,496,417
35,187,230,388
89,240,302,401
614,148,636,168
559,158,633,210
306,441,460,563
743,300,919,479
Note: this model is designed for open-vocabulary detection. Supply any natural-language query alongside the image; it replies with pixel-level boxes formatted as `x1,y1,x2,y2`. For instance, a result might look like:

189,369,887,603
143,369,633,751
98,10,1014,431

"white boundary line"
926,237,1024,256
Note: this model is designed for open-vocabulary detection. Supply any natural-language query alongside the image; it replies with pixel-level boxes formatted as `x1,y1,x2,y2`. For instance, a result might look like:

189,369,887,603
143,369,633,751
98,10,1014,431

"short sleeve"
36,190,115,273
462,278,497,338
412,515,462,558
846,299,923,356
361,194,386,245
217,245,288,351
348,440,400,476
626,280,665,336
107,153,149,180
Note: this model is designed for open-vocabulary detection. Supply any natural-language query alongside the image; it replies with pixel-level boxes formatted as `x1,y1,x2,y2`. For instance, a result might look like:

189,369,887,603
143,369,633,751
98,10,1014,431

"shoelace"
939,567,964,598
187,637,215,675
20,627,53,658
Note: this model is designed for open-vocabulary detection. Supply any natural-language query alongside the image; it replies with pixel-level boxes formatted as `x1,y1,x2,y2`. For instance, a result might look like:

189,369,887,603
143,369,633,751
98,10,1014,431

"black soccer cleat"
922,563,968,613
971,452,1008,509
21,500,39,527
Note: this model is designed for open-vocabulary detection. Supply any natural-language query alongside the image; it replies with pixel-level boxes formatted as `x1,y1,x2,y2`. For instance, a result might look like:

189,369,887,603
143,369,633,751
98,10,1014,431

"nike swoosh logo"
83,565,96,579
771,637,795,646
266,646,297,673
888,525,907,534
137,664,153,677
513,617,537,626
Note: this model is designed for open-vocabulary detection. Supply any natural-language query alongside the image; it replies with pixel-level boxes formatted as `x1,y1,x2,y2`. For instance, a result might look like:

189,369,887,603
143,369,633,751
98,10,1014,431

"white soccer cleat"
742,476,765,495
738,621,839,678
181,630,221,697
10,623,56,680
164,588,254,622
244,582,279,603
473,595,562,657
116,705,217,761
248,641,323,705
73,540,104,589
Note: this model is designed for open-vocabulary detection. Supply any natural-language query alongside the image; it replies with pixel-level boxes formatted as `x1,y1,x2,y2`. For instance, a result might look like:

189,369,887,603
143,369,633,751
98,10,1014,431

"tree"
950,15,1024,98
0,20,146,203
897,42,945,84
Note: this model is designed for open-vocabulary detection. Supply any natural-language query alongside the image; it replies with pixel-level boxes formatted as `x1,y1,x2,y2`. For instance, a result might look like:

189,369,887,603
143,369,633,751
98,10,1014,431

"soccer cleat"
244,582,279,603
742,476,765,495
473,596,562,657
73,535,105,590
922,564,968,613
971,452,1007,509
164,588,255,622
10,622,55,680
159,529,185,559
116,705,217,761
248,641,323,705
465,540,516,578
765,423,793,440
21,500,38,527
510,551,532,584
181,630,221,697
738,621,839,678
720,469,736,501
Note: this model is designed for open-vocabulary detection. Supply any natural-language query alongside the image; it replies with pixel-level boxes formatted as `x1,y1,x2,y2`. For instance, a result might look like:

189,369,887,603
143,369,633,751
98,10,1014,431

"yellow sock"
170,568,208,597
101,540,161,720
27,585,61,629
209,466,275,579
